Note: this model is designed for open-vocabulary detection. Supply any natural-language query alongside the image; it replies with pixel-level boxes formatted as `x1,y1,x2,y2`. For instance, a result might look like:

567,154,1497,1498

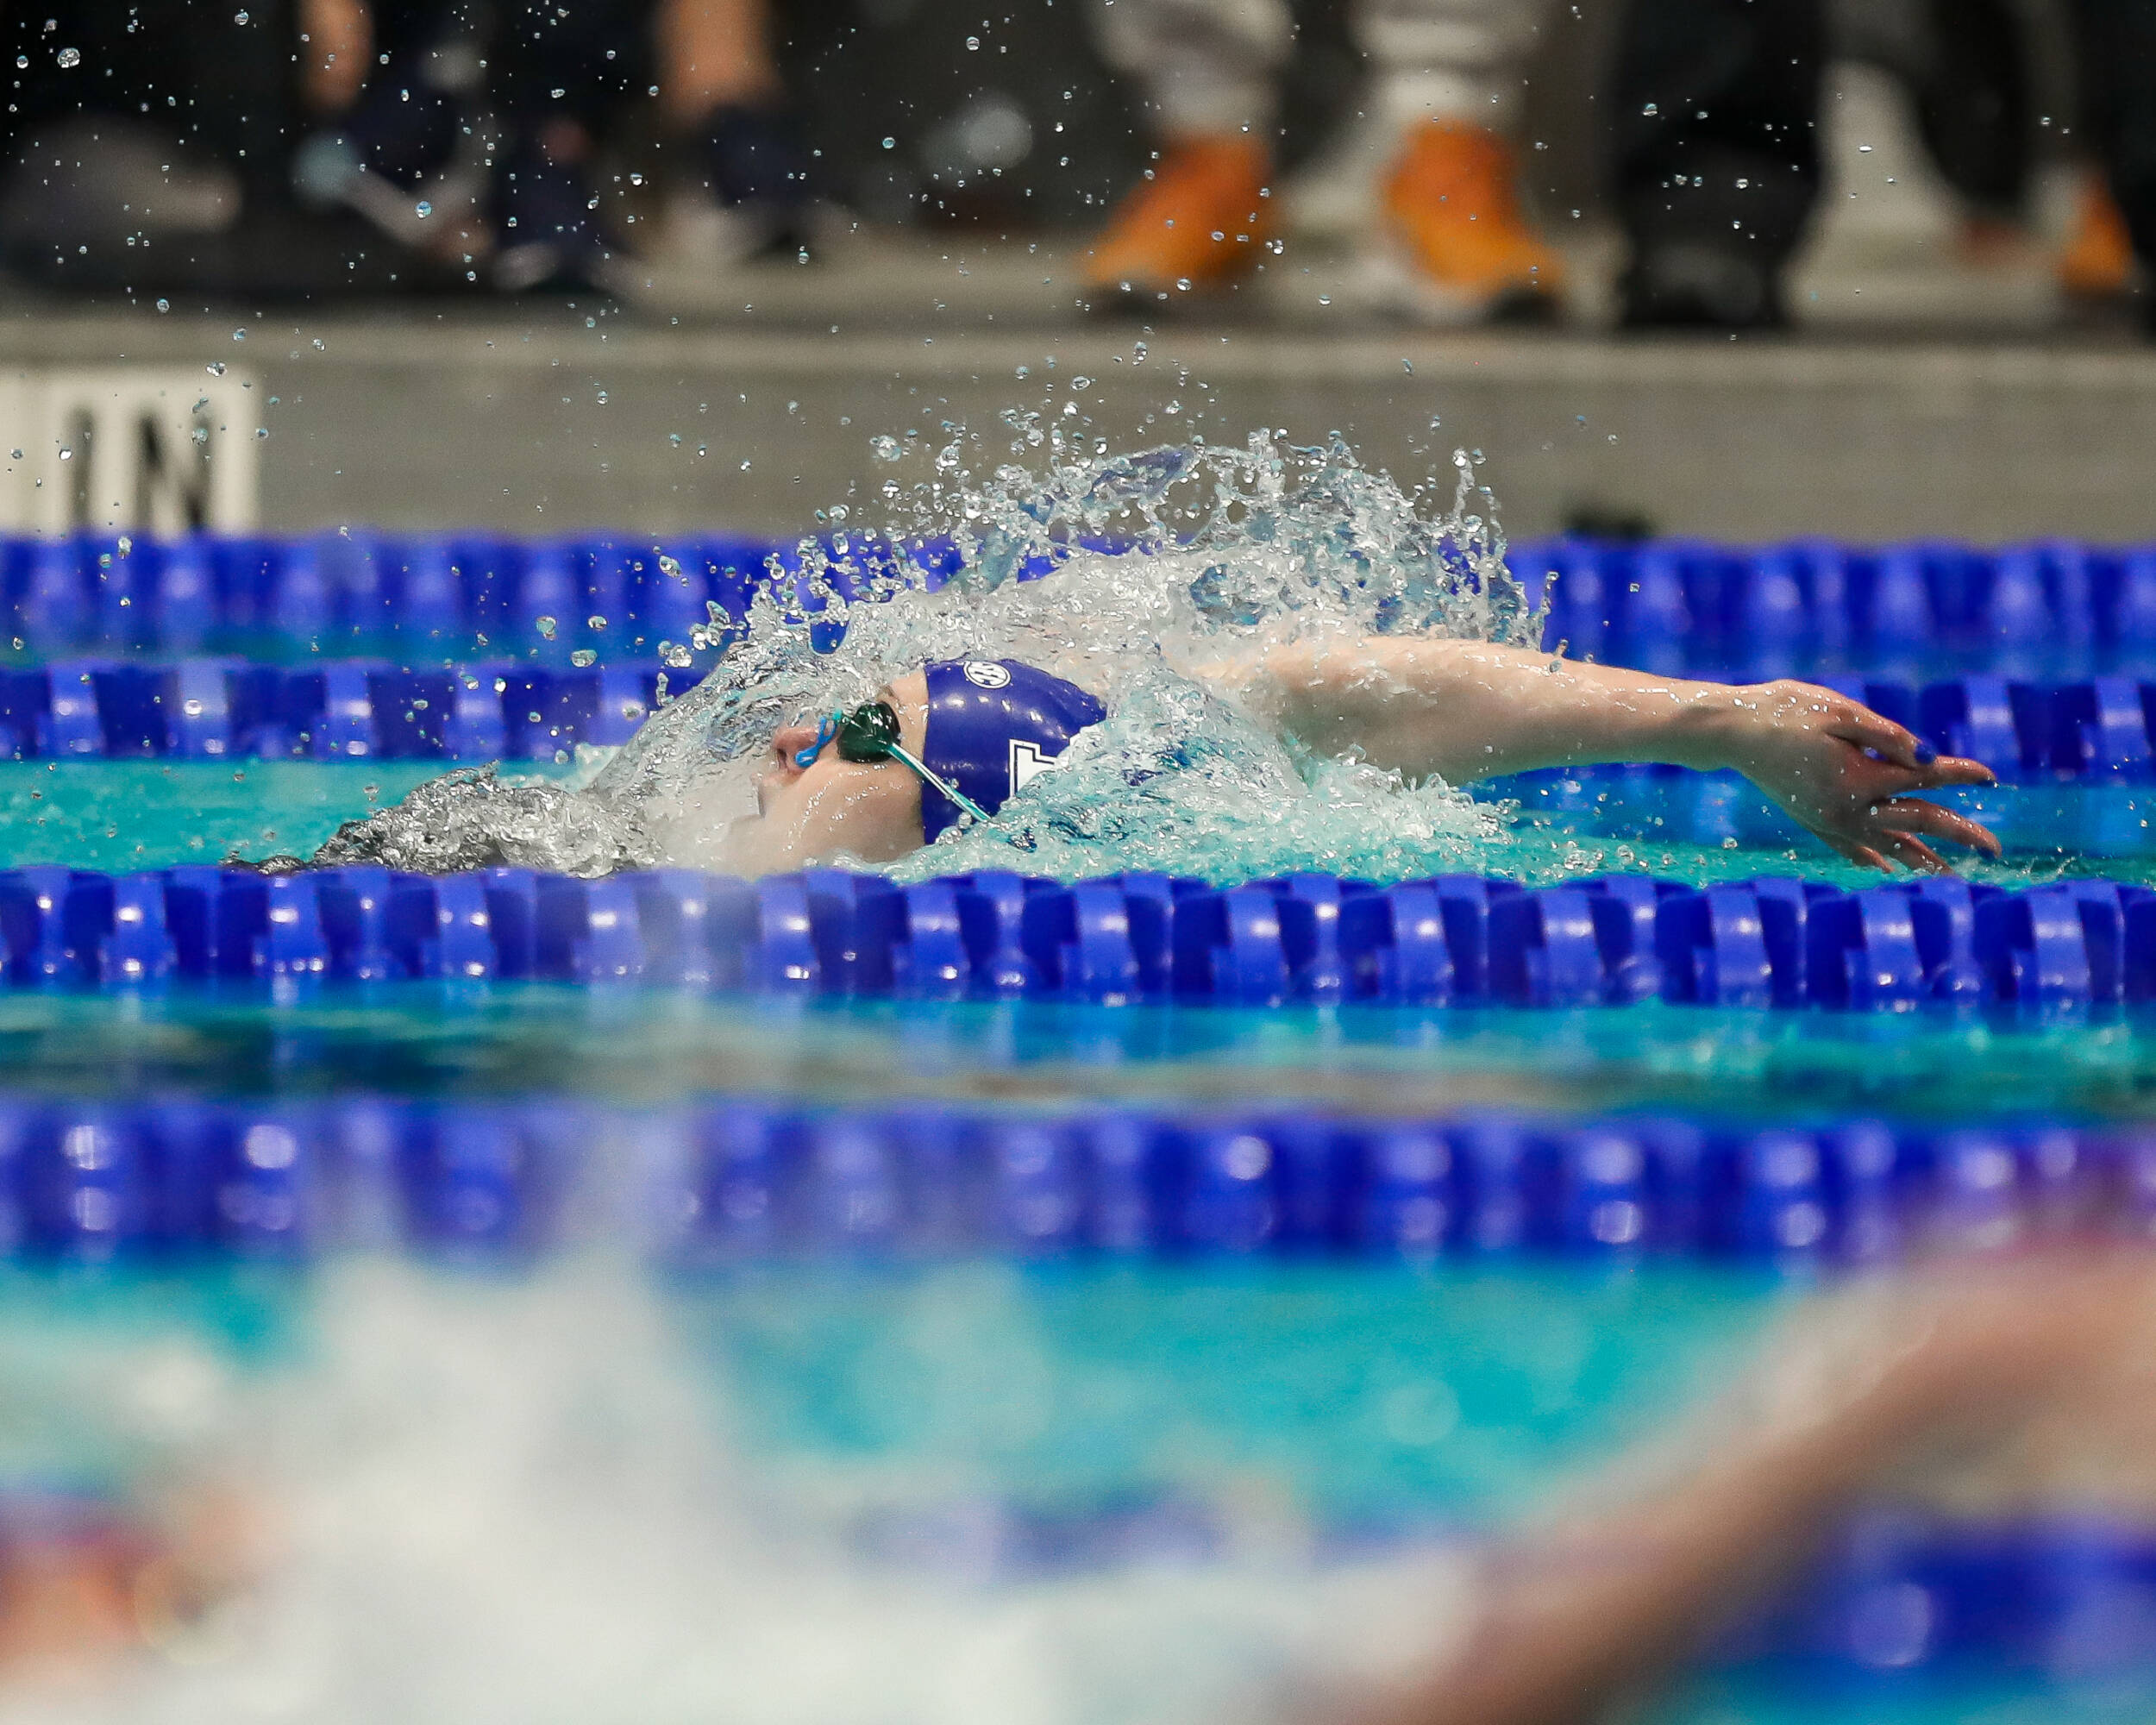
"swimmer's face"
729,670,931,874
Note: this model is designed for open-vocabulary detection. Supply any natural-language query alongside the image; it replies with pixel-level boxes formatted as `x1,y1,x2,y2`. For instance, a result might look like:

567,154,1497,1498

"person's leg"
486,0,652,289
1077,0,1289,298
655,0,812,259
1354,0,1564,323
2069,0,2156,322
1609,0,1826,329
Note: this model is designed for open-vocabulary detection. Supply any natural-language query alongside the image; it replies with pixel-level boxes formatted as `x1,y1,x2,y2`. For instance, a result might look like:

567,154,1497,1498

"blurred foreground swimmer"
1332,1249,2156,1725
722,640,2002,876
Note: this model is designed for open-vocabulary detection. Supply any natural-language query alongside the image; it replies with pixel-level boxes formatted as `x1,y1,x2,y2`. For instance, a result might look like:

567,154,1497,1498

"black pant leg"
1608,0,1826,327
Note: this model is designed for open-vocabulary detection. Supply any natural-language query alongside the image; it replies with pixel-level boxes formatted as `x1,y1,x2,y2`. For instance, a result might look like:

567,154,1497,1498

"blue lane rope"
3,865,2156,1009
9,534,2156,678
2,1092,2148,1265
1,660,2155,781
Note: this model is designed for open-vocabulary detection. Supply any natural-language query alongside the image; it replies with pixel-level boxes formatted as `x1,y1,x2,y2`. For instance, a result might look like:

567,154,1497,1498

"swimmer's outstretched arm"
1339,1253,2156,1725
1229,639,2000,872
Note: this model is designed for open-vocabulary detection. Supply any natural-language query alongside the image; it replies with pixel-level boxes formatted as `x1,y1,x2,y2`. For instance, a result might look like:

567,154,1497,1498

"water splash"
318,430,1547,884
9,1257,1468,1725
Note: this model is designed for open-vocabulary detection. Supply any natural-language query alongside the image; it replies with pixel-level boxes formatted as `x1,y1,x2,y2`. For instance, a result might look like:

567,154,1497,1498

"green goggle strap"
807,702,994,829
881,736,994,828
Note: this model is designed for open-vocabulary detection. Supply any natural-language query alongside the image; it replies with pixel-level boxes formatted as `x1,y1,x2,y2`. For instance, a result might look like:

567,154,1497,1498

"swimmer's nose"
770,723,820,769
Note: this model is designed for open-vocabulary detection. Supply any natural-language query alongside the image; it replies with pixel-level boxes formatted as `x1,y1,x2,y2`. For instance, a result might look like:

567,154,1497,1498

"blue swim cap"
919,660,1107,840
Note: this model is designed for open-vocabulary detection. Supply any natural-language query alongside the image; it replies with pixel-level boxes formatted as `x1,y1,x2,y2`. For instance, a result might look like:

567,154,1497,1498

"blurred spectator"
2068,0,2156,314
298,0,812,292
1606,0,1824,329
1608,0,2147,331
1081,0,1564,323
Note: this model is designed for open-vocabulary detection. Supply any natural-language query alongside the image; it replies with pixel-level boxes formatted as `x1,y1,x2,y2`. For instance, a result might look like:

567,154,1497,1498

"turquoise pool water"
7,758,2154,1721
0,761,2147,886
2,988,2152,1124
3,1253,2147,1724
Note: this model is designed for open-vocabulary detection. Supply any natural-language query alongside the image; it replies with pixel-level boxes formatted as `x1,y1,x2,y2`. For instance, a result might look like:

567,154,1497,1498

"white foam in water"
3,1258,1470,1725
314,430,1545,881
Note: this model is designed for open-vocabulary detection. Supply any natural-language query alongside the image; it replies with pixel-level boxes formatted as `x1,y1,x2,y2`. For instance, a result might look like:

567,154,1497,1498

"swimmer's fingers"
1868,797,2003,860
1904,752,1998,791
1872,830,1954,875
1829,706,1930,770
1802,821,1893,874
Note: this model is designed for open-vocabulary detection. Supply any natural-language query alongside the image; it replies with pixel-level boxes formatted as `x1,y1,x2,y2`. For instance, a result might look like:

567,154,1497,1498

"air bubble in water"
206,361,226,376
586,615,606,631
234,8,248,21
416,200,433,218
54,46,78,66
663,643,693,668
571,649,596,668
535,616,557,640
871,436,902,461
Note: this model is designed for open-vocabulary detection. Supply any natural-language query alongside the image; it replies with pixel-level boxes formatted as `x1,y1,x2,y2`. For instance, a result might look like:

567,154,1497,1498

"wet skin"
718,648,2002,876
728,670,931,874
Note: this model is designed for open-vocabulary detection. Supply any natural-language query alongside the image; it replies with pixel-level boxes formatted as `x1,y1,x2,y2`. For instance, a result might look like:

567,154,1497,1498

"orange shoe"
1080,136,1273,301
1373,120,1562,324
2060,167,2137,298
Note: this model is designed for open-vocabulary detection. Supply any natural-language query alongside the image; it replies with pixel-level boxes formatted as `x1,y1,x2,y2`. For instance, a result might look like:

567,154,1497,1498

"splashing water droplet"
536,615,557,640
315,430,1558,882
55,47,79,67
870,436,902,461
206,361,226,376
415,200,432,218
571,649,596,668
233,8,248,21
586,615,606,631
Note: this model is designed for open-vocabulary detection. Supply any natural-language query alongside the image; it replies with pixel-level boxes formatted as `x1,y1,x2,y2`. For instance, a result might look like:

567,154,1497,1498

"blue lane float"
0,532,953,659
9,662,2156,782
0,659,709,761
3,1093,2154,1265
3,865,2156,1010
11,533,2156,678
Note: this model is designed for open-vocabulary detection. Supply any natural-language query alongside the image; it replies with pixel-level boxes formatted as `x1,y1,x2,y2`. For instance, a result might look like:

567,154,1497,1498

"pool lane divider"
4,1095,2150,1264
16,532,2156,681
1,866,2153,1010
8,664,2156,784
6,659,705,761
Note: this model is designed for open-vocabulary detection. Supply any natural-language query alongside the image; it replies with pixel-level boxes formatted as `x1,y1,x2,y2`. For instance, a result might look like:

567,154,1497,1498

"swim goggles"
793,700,993,826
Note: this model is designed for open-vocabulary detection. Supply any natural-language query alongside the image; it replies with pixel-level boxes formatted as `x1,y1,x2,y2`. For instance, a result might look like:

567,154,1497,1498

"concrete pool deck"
0,230,2153,545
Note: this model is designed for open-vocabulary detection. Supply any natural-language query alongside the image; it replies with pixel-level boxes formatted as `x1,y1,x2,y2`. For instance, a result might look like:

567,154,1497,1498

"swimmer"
727,643,2001,876
1338,1248,2156,1725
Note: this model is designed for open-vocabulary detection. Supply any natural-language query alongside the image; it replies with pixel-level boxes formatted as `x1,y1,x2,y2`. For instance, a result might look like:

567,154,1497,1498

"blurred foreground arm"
1342,1255,2156,1725
1245,638,2001,872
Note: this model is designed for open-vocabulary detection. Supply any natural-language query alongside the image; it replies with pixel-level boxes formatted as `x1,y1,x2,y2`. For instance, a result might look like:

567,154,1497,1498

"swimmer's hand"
1712,681,2001,873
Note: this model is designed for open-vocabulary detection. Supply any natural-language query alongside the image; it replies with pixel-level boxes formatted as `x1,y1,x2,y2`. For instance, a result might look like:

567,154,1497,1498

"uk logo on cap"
962,662,1012,689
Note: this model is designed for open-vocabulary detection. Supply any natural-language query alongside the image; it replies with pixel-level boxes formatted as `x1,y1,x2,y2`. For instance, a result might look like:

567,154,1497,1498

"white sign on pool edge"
0,368,260,534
